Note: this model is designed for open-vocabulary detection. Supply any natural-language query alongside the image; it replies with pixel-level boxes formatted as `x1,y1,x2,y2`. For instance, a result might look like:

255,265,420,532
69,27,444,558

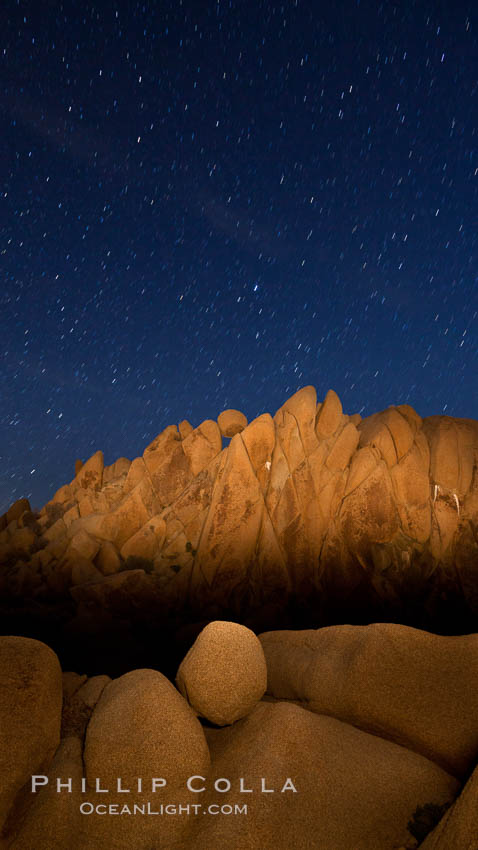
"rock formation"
2,384,478,847
176,620,267,725
2,386,478,671
259,623,478,778
1,622,476,849
0,637,62,833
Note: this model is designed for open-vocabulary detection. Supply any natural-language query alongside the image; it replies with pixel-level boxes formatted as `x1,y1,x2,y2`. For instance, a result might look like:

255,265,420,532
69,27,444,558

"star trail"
1,0,477,511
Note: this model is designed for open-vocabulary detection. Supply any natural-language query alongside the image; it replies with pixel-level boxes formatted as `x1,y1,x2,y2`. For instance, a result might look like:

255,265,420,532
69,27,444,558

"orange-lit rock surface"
1,623,473,849
2,386,478,651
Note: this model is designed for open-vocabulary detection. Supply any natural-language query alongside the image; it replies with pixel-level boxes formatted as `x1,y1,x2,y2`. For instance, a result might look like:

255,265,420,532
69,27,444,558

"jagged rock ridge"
2,387,478,657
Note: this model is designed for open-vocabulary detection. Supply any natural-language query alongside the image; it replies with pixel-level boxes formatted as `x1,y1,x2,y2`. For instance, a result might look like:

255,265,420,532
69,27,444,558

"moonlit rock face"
176,620,267,726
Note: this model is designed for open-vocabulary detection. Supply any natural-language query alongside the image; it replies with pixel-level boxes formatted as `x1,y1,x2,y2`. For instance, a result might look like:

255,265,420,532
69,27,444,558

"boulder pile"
1,621,476,849
2,387,478,653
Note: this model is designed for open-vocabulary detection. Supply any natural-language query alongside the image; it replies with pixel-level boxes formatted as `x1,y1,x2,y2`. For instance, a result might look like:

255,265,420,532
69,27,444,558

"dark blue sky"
1,0,477,512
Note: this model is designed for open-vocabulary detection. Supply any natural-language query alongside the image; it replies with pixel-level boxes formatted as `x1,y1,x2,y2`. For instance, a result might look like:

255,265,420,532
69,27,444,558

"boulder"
340,459,401,552
344,446,378,495
7,526,37,557
110,478,161,549
62,672,87,701
43,534,69,562
240,413,276,492
188,701,458,850
51,484,72,505
67,529,100,562
143,425,192,506
85,668,210,787
357,413,398,467
63,504,80,529
390,442,431,542
420,761,478,849
69,556,103,587
326,421,360,471
68,512,120,543
182,419,222,476
95,541,122,575
259,623,478,777
176,621,267,725
120,515,166,561
5,737,85,850
397,403,423,432
217,408,248,437
178,419,194,439
103,457,131,485
6,498,31,524
191,433,265,592
276,385,318,457
144,423,178,454
315,389,343,439
359,407,414,462
61,675,111,738
9,665,211,850
123,456,147,493
73,450,104,493
0,637,62,831
43,518,67,543
423,416,478,496
78,495,95,517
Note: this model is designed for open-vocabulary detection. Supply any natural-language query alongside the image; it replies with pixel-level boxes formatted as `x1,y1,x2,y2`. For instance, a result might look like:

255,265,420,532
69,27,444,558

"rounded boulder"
84,668,210,789
217,409,248,437
0,636,62,830
176,620,267,726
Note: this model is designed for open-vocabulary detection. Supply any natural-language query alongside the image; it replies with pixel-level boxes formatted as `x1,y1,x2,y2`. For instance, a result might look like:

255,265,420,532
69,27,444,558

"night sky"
1,1,477,513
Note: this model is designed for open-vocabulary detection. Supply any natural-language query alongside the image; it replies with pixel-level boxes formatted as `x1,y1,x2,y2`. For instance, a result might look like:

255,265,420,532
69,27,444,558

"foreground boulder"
188,701,458,850
85,668,210,787
0,637,62,831
1,623,477,849
6,737,84,850
420,762,478,849
81,668,211,849
176,620,267,725
259,623,478,777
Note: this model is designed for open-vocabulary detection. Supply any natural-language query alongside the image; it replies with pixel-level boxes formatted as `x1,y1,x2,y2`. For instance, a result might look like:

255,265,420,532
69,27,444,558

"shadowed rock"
419,761,478,849
0,637,62,832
